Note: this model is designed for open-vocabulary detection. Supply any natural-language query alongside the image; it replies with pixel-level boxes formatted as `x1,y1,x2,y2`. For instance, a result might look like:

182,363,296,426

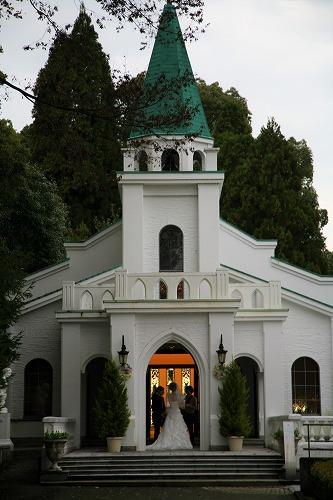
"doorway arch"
136,329,209,451
146,342,199,446
235,355,261,438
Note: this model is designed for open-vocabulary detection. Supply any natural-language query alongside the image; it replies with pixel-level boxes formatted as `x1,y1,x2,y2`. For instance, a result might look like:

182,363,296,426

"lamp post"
216,334,227,366
118,335,129,367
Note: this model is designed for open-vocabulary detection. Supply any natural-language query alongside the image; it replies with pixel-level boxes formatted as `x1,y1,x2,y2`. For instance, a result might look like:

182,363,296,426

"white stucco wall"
27,223,122,300
8,301,62,426
220,221,333,306
234,321,263,369
135,313,208,356
282,299,333,415
143,192,198,272
80,322,110,371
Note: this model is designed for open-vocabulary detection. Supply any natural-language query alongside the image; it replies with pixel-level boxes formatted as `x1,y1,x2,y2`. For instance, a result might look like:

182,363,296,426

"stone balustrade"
62,270,282,311
268,414,333,478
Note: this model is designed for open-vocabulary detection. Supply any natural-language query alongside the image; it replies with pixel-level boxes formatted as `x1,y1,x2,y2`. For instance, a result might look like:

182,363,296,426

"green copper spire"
130,2,212,140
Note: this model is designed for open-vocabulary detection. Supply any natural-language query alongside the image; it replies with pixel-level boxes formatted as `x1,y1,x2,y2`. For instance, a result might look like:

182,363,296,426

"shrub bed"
311,459,333,500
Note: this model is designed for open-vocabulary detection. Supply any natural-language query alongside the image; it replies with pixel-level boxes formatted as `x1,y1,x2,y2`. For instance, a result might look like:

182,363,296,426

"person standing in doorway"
151,386,166,442
182,385,197,446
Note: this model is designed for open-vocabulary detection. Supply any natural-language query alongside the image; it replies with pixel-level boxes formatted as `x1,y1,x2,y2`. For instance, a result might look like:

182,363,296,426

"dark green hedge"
311,459,333,500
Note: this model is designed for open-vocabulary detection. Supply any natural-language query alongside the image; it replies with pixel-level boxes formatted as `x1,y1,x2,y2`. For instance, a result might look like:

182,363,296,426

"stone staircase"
40,451,287,486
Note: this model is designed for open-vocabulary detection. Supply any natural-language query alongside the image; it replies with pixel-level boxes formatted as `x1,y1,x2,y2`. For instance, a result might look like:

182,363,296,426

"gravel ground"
0,449,299,500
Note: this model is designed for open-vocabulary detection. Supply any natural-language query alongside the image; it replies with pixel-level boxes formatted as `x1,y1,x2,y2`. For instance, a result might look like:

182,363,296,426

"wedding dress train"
147,391,193,450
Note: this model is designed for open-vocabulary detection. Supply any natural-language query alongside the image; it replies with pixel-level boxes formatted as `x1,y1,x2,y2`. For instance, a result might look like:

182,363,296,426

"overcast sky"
1,0,332,250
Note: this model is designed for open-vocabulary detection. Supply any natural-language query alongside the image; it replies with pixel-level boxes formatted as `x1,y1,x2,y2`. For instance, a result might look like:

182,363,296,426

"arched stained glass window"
159,225,183,272
24,359,53,419
292,357,320,414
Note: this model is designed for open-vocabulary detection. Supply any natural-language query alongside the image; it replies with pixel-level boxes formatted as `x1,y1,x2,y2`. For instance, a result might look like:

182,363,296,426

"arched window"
161,149,179,171
177,280,190,299
193,151,203,171
292,357,320,414
137,150,148,171
159,225,183,272
159,280,168,299
24,359,53,419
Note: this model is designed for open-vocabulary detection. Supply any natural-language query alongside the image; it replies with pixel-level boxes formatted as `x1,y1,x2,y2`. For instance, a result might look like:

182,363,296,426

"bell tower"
120,1,224,273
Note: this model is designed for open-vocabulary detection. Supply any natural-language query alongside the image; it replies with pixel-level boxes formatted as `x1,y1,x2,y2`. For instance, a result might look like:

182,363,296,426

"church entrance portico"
146,341,199,446
135,329,209,451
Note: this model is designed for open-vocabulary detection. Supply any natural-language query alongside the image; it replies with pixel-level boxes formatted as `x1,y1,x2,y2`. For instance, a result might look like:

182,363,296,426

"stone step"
59,457,283,464
40,477,287,486
243,438,265,446
66,471,281,480
61,466,282,473
60,456,283,463
59,462,284,470
42,451,286,486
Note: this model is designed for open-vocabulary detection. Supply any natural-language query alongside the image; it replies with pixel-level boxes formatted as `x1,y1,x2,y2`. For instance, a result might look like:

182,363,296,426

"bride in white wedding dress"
147,382,193,450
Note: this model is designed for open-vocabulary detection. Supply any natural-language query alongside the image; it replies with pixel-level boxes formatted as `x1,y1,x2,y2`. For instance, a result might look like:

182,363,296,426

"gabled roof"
130,2,212,140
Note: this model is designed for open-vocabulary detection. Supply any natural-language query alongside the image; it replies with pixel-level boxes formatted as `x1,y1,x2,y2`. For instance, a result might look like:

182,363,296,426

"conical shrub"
94,358,131,438
218,360,252,437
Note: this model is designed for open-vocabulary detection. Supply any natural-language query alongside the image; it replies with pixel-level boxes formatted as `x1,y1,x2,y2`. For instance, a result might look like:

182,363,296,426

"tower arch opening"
161,149,179,171
193,150,204,171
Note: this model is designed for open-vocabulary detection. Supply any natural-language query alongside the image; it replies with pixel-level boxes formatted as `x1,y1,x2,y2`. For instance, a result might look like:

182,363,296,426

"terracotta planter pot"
44,440,67,471
107,436,122,452
227,436,244,452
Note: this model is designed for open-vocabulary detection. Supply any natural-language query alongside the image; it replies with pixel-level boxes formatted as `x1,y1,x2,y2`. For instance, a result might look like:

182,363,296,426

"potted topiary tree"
218,360,252,451
93,357,131,452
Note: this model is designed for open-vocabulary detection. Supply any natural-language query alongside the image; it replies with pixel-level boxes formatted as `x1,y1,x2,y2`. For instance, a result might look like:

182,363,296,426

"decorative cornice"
235,309,289,322
104,298,241,314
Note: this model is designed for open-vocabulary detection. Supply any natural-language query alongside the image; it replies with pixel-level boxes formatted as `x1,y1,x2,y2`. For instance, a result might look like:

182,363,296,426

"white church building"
7,2,333,452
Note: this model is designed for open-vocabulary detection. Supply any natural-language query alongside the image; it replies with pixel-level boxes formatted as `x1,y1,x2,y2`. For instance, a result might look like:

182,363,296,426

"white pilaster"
263,320,285,446
122,184,144,273
208,312,235,449
61,323,81,448
198,184,220,272
110,314,136,449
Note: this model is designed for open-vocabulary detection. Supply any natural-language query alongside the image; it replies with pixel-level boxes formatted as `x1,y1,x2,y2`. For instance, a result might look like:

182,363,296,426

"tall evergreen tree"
0,118,68,380
199,81,330,273
221,119,328,274
0,119,68,274
29,6,121,235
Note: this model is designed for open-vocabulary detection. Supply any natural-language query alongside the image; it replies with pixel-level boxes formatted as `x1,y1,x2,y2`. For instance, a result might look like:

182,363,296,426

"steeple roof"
130,2,212,140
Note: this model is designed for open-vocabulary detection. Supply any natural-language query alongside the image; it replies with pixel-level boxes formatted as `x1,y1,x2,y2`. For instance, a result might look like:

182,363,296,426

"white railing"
62,271,282,311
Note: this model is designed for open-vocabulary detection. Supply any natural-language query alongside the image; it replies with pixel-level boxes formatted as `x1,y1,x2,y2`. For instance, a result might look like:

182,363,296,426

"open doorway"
85,357,107,440
146,341,199,446
236,356,260,438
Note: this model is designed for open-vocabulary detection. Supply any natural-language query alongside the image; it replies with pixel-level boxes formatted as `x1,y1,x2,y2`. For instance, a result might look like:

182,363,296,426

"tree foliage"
218,360,251,437
29,7,121,234
93,358,131,438
0,245,27,388
222,119,328,274
0,119,68,274
199,80,330,274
